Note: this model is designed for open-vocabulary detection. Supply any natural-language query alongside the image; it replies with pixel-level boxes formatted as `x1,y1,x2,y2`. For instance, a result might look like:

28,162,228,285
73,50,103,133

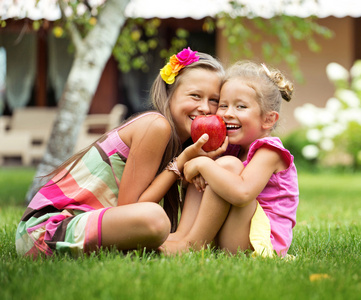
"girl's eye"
218,104,228,109
237,105,247,109
209,99,219,105
191,94,201,99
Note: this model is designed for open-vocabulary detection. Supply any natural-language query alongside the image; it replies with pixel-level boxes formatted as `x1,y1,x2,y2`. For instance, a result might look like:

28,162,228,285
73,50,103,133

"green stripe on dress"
80,147,119,197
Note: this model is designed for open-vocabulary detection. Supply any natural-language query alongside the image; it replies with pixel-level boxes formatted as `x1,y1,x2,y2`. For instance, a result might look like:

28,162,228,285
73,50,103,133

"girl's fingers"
192,178,202,192
194,134,209,149
192,175,207,192
206,136,229,158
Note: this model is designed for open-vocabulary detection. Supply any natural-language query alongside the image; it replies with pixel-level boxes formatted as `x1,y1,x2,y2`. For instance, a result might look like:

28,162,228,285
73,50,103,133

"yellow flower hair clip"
160,47,200,84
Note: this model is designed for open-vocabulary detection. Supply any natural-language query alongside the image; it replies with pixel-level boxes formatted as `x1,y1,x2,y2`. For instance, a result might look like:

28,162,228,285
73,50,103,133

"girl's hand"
178,134,228,171
192,174,207,192
183,156,211,183
204,135,229,159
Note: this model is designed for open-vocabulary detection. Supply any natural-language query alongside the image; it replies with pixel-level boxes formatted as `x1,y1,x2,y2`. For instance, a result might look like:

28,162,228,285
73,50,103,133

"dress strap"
98,112,166,159
115,111,165,132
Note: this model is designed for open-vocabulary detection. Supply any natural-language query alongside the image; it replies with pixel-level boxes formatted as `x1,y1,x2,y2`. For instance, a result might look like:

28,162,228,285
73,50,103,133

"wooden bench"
75,104,128,151
0,104,128,165
0,107,56,165
0,123,32,165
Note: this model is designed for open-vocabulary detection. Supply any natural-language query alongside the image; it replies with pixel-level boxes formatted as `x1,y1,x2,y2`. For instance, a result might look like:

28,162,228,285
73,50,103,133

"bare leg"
166,184,202,242
161,156,246,254
161,184,231,254
101,202,171,251
215,199,257,254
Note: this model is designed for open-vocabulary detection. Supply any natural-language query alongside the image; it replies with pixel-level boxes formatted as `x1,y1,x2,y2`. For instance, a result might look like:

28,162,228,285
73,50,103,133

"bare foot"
164,232,180,242
158,239,191,256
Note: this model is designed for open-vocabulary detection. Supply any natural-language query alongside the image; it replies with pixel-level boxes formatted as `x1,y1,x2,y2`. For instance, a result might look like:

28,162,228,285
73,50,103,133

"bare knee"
101,203,171,250
216,156,244,174
140,203,171,244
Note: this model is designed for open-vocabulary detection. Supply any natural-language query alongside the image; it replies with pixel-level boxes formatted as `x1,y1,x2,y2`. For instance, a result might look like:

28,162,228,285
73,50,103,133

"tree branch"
58,0,83,51
85,0,129,46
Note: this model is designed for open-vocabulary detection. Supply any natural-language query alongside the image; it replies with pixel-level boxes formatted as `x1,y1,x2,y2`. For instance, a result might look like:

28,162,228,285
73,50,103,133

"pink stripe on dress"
98,207,112,247
83,207,112,253
39,180,76,209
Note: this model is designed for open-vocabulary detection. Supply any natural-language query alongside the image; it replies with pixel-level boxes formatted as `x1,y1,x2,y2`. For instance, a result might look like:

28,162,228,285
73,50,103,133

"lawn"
1,167,361,300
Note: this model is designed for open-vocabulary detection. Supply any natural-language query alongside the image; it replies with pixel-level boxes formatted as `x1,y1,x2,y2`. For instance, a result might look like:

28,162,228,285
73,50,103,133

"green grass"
1,168,361,300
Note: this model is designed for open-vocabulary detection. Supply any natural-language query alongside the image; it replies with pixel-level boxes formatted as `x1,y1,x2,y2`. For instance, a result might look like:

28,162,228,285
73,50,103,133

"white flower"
350,60,361,78
294,104,319,127
338,108,361,125
325,97,342,113
322,124,344,139
302,145,319,160
326,62,349,82
318,110,335,125
336,89,360,108
320,139,334,151
306,129,322,143
352,78,361,92
77,3,88,15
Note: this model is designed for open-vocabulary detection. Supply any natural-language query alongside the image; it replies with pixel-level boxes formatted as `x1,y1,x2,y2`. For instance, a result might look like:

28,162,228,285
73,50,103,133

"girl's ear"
262,111,279,130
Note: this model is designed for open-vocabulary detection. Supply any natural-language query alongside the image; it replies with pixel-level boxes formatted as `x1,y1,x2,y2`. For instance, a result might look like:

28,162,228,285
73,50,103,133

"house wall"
89,56,119,114
216,17,355,136
1,16,357,134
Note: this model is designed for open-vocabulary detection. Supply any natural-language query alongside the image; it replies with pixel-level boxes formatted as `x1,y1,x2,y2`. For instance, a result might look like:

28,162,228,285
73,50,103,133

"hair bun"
273,72,293,102
261,63,293,102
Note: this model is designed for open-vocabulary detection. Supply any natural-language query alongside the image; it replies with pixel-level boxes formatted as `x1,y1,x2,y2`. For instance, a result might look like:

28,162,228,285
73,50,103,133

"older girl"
15,48,227,258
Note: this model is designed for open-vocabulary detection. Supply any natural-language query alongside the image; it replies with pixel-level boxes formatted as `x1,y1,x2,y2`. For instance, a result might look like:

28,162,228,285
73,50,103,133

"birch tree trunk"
26,0,130,202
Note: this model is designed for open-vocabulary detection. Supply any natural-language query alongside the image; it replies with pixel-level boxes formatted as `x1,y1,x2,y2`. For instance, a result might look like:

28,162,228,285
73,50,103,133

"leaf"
309,273,331,282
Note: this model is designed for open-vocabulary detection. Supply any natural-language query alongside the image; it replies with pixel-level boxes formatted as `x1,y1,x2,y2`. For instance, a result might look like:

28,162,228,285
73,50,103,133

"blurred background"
1,0,361,174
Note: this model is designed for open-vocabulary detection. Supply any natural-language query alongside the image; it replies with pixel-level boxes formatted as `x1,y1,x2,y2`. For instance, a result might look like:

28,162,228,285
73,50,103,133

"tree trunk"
26,0,130,202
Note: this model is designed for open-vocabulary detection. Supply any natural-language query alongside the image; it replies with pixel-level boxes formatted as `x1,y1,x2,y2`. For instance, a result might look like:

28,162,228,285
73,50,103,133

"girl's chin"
226,130,239,137
227,134,242,145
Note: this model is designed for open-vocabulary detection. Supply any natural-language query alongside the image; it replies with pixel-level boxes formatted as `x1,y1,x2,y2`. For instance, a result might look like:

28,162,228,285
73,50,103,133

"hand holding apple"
191,115,227,152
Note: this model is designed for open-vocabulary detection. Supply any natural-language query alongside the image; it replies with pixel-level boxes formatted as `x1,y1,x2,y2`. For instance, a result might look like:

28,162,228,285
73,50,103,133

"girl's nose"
223,107,234,119
197,100,211,115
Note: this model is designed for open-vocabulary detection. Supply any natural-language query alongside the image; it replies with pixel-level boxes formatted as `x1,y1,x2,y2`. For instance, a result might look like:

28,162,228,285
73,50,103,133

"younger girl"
15,48,227,258
161,61,299,257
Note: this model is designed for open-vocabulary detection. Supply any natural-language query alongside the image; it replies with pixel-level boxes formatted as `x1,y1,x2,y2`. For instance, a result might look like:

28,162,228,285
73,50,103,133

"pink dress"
243,137,299,256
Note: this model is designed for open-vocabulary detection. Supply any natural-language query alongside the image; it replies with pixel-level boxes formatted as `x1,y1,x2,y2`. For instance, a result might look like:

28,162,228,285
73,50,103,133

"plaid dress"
15,112,162,258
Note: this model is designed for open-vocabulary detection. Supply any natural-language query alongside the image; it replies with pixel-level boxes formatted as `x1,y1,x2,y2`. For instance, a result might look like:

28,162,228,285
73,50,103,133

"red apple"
191,115,227,152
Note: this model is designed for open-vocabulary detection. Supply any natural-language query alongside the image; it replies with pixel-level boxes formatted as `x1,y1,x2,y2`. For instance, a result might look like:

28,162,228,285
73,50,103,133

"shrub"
293,60,361,170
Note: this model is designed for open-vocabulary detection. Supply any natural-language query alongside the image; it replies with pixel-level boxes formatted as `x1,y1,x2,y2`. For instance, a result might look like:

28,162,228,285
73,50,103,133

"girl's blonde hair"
150,52,224,231
223,61,293,129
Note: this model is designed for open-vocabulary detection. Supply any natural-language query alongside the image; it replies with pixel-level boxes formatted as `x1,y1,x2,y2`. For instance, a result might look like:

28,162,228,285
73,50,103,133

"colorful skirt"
16,207,111,258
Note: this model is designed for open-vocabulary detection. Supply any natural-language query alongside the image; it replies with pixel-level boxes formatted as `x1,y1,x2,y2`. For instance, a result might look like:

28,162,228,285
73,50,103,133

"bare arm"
183,147,284,207
117,115,172,206
138,135,229,203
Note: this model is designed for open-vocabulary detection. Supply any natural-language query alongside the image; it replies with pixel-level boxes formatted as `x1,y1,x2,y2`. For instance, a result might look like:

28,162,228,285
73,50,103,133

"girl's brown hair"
43,51,224,232
150,52,224,231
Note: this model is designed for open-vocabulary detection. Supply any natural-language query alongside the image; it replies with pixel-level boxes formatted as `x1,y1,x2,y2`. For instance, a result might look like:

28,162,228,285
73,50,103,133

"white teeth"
226,125,241,129
190,116,196,120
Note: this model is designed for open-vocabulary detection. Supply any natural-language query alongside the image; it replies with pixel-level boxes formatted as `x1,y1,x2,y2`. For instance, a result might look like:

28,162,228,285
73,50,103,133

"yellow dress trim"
249,201,275,258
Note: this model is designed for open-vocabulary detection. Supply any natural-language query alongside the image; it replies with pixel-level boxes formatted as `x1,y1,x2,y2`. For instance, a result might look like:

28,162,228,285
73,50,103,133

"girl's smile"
225,123,242,131
217,80,266,149
170,69,221,143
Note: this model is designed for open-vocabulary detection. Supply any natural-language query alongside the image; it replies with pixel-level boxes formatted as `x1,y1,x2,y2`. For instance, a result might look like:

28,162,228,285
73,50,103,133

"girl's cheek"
208,102,219,115
210,107,218,115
